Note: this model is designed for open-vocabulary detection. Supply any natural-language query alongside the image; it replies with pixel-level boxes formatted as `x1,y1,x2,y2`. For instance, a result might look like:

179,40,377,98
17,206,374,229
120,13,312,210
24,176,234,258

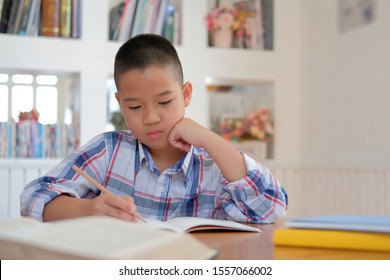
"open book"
144,216,261,233
0,216,219,260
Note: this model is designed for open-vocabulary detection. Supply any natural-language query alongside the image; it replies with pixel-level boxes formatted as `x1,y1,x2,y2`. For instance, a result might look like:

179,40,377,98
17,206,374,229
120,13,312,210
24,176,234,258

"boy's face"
115,66,192,152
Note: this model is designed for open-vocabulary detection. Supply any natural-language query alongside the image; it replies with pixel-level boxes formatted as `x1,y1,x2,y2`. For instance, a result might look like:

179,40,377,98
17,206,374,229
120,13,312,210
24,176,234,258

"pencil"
71,165,146,223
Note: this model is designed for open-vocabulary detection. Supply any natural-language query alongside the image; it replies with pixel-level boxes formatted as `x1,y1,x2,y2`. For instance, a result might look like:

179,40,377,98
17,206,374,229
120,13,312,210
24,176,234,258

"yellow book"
274,228,390,252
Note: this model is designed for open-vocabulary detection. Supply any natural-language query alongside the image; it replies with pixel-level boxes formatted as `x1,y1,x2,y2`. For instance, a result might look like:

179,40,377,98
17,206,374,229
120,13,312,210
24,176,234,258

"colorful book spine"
109,1,125,41
25,0,41,36
70,0,81,38
274,228,390,253
0,0,13,33
6,0,22,34
59,0,71,37
17,0,33,35
1,0,81,37
41,0,60,37
162,3,174,43
155,0,168,35
0,120,78,158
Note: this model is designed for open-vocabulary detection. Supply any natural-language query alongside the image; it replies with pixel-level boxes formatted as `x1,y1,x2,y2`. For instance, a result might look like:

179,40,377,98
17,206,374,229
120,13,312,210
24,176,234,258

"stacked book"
274,215,390,252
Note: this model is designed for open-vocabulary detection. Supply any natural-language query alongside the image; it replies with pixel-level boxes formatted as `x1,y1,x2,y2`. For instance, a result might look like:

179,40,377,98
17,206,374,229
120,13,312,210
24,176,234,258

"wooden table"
191,223,390,260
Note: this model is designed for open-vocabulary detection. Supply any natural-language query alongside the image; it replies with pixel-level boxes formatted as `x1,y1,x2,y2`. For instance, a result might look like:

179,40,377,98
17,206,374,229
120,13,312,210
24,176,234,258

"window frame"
0,73,59,123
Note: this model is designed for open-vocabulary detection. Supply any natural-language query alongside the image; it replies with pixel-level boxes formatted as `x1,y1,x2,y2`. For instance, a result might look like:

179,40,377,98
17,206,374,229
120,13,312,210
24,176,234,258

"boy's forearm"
202,131,247,182
43,195,92,222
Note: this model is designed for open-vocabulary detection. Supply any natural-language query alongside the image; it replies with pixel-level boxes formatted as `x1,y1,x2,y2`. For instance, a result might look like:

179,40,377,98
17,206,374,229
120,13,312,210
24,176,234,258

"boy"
20,34,288,223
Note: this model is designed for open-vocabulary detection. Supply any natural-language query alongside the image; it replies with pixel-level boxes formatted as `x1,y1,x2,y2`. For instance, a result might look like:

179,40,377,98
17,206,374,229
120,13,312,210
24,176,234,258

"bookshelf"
0,0,307,220
0,0,303,165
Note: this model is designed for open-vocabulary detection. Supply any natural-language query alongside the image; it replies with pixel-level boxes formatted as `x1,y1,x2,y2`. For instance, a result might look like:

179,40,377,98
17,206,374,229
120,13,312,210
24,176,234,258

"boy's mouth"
147,130,162,139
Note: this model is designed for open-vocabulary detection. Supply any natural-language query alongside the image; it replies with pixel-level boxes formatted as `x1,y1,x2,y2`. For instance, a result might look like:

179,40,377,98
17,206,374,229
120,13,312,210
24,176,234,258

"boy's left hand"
168,118,209,152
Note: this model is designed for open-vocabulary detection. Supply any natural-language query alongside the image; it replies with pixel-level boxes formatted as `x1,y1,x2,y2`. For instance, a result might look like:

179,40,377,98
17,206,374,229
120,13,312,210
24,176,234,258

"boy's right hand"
43,194,139,222
89,193,139,222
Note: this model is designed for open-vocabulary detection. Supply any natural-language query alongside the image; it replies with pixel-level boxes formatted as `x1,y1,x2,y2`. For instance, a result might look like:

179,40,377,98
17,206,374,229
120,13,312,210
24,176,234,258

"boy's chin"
143,141,172,151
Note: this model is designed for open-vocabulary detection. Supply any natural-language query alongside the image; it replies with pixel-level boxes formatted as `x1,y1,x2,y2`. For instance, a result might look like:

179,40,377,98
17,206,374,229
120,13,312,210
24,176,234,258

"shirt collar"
137,141,159,175
181,145,194,176
135,141,194,177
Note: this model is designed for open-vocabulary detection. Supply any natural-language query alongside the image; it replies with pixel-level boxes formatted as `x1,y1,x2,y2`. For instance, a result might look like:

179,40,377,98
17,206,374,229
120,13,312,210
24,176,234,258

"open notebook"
144,216,261,233
0,216,260,259
0,216,219,260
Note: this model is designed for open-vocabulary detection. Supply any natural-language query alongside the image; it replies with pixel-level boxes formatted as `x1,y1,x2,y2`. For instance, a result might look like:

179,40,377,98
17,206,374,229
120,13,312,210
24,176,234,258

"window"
0,71,80,158
36,86,58,124
0,73,58,124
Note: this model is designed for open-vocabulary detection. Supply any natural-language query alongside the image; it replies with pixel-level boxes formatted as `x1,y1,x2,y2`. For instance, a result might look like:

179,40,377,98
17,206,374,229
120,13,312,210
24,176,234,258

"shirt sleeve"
218,153,288,224
20,133,110,221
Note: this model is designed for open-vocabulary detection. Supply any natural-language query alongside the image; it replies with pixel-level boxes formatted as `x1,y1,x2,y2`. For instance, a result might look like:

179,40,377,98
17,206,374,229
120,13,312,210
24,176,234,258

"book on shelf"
145,0,160,33
41,0,60,36
0,0,81,37
5,0,21,34
273,215,390,252
162,2,174,43
0,216,225,259
0,120,79,159
109,0,125,41
109,0,180,44
154,0,168,35
0,0,13,33
131,0,149,37
25,0,41,36
119,0,139,41
59,0,71,37
14,0,32,35
70,0,81,38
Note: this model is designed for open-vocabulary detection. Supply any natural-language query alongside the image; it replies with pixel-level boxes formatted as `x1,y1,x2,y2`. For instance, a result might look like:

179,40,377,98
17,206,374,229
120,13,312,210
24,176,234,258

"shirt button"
157,186,165,193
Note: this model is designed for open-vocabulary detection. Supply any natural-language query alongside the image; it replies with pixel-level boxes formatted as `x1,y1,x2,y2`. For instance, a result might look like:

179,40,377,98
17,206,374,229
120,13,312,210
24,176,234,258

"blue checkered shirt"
21,131,288,223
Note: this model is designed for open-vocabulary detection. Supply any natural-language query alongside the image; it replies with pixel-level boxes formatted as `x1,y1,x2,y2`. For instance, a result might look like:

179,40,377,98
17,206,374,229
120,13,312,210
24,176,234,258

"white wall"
301,0,390,167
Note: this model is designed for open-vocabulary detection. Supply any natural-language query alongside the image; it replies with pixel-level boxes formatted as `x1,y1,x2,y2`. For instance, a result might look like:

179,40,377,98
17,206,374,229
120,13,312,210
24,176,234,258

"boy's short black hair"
114,34,183,89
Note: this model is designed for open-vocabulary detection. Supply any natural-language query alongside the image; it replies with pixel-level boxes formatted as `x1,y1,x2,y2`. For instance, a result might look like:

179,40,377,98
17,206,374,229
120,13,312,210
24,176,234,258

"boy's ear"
182,82,192,107
115,92,124,113
115,92,121,107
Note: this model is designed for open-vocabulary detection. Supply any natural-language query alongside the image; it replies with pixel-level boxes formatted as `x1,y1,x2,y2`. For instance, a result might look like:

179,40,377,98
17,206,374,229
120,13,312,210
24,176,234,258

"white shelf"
0,158,62,168
0,0,304,165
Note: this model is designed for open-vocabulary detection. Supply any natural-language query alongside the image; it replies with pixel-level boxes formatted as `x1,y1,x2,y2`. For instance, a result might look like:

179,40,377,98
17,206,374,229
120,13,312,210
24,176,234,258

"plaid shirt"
20,131,288,223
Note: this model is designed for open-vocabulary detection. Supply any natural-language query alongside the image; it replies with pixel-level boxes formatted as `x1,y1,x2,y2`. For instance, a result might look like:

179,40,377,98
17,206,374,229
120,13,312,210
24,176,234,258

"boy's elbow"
261,191,288,223
262,204,288,224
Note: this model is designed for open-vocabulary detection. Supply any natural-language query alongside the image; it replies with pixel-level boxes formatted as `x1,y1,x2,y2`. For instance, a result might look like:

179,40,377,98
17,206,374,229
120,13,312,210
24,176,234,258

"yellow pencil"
71,165,145,223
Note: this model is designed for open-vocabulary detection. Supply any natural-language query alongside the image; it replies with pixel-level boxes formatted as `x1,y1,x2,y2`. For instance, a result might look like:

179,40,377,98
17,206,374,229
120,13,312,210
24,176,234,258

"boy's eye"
128,106,141,110
159,99,172,106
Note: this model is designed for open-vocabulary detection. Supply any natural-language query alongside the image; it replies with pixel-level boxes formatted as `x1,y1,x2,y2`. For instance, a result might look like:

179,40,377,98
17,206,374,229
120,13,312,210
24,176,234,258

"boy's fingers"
104,194,137,214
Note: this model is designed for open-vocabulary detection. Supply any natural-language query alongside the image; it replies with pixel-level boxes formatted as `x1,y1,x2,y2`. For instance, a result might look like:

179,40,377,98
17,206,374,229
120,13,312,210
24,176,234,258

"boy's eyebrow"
122,90,173,101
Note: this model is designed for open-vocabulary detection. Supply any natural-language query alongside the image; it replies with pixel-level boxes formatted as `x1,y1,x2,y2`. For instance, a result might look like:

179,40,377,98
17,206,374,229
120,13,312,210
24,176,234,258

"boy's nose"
143,109,160,125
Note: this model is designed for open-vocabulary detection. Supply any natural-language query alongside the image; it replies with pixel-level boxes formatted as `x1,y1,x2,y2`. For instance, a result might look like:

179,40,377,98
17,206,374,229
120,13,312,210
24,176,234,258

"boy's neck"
148,145,186,173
